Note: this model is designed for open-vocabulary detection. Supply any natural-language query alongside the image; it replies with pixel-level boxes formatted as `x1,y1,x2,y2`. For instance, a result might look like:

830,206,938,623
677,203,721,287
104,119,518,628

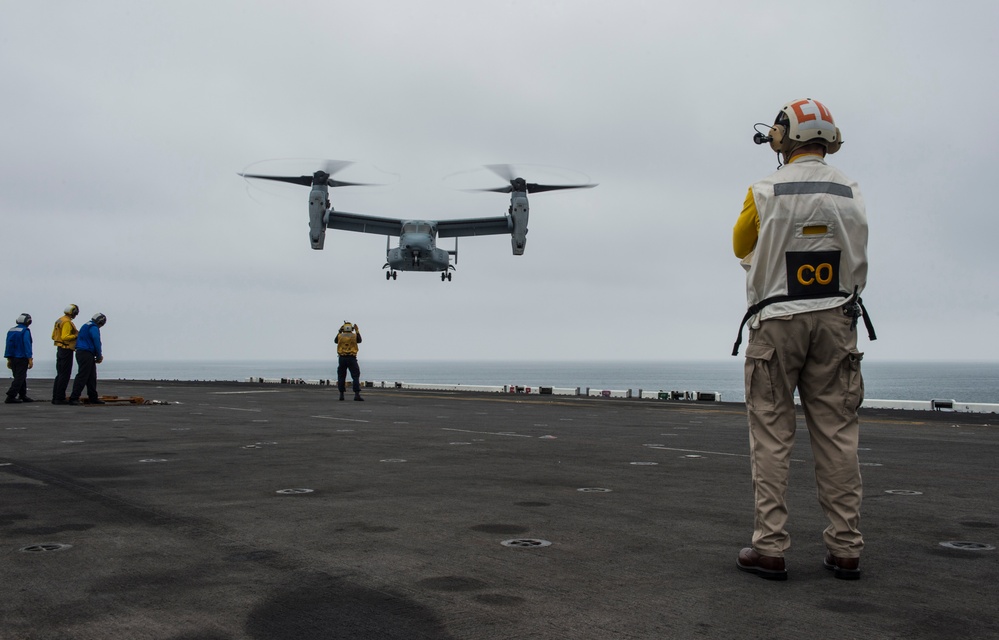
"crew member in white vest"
732,98,874,581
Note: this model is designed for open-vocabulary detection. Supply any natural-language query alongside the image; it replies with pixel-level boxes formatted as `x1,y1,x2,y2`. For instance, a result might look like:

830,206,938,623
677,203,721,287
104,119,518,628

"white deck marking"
442,428,533,438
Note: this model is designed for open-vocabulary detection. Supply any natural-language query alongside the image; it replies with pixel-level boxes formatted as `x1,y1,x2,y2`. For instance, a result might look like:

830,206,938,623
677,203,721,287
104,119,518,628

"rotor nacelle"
509,193,529,255
308,182,329,250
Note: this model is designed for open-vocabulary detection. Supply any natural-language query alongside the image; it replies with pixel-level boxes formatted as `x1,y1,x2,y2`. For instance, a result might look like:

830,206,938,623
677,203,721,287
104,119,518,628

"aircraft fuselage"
385,221,453,273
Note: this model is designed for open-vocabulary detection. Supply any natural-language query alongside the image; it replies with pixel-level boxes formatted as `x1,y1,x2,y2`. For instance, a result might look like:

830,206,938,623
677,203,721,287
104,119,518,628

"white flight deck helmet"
91,313,107,327
64,304,79,318
16,313,31,326
340,322,354,334
768,98,843,158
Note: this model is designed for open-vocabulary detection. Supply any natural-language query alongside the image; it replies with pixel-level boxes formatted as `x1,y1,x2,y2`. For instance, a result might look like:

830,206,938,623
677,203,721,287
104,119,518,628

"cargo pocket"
843,350,865,413
744,343,776,412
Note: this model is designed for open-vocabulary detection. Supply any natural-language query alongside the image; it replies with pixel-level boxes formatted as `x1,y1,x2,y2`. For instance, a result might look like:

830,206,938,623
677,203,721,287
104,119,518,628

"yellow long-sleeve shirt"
732,187,759,259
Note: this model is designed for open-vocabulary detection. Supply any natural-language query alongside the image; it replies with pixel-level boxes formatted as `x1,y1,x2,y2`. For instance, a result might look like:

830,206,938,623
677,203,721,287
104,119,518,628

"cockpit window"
403,222,433,235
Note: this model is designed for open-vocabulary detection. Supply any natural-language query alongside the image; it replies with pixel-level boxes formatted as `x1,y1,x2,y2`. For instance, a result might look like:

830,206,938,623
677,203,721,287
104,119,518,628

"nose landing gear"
386,270,398,280
441,272,452,282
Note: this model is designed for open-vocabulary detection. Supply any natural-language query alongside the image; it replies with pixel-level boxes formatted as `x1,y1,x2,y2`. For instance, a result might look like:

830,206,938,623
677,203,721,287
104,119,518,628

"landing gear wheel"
391,271,397,280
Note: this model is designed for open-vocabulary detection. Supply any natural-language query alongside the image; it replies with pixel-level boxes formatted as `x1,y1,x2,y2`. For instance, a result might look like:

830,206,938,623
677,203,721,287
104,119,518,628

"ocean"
19,359,999,404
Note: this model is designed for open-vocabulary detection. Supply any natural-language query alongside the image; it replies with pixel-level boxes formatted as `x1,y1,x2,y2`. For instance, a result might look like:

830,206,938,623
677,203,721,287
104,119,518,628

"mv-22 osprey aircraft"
239,162,596,281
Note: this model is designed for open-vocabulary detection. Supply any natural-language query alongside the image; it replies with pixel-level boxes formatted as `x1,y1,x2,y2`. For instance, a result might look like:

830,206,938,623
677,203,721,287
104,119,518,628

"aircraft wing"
437,216,511,238
327,211,404,237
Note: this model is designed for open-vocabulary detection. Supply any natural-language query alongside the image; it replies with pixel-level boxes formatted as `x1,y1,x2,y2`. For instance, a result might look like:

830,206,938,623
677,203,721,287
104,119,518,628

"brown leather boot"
737,547,788,581
823,553,861,580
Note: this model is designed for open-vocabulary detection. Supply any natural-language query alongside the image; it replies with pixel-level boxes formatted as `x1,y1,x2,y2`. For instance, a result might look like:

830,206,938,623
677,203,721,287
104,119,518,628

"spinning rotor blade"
485,163,518,183
239,160,383,188
238,173,314,186
472,164,597,194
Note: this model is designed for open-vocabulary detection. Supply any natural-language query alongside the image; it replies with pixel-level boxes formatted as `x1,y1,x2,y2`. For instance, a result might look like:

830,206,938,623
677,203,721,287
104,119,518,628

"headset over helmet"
64,304,79,317
769,98,842,156
16,313,31,326
91,313,107,327
340,322,354,333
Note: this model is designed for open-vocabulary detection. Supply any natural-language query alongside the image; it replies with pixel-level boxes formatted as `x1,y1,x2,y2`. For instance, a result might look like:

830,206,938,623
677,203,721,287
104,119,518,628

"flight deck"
2,380,997,639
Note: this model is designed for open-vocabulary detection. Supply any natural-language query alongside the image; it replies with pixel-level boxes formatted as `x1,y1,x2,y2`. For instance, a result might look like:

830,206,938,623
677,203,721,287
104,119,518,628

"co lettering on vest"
785,251,840,297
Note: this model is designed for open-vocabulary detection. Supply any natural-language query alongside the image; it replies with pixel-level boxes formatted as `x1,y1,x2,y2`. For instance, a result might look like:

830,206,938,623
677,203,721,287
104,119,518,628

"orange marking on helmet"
791,99,834,125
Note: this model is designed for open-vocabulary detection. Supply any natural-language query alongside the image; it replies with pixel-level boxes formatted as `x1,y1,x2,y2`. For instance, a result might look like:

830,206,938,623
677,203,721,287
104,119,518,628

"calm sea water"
21,359,999,404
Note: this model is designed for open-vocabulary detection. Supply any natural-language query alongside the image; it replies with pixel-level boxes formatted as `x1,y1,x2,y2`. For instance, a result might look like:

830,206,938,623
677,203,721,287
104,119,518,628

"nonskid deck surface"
2,380,997,639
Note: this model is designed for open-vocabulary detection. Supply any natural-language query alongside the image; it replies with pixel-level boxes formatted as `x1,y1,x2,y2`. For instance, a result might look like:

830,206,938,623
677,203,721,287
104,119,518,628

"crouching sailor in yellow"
335,322,363,401
733,98,875,582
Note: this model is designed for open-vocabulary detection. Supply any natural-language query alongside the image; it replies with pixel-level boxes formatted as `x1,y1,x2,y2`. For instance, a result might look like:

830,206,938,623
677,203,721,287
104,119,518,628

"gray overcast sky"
2,0,997,363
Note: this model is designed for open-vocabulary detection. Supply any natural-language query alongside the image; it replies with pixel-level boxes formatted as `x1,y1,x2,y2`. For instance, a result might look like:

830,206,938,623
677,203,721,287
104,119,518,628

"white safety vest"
745,156,868,325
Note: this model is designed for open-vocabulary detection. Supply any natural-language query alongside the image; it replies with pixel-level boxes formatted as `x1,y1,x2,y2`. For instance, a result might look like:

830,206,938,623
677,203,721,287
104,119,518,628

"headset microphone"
753,132,772,145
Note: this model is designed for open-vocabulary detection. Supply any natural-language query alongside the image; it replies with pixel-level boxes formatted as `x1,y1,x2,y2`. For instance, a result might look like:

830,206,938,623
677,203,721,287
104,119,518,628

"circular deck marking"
681,454,704,459
20,543,73,553
61,440,84,444
630,462,658,466
939,541,995,551
276,488,314,495
242,445,261,449
501,538,552,548
885,490,922,495
577,487,612,493
139,459,169,463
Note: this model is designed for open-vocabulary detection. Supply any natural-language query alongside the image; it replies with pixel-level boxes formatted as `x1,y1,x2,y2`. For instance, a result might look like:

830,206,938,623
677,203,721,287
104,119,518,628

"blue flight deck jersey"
4,324,32,359
75,321,102,358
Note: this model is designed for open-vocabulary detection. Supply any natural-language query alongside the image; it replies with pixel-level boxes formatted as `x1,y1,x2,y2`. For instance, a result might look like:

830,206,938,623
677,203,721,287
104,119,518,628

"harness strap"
731,292,849,356
857,299,877,341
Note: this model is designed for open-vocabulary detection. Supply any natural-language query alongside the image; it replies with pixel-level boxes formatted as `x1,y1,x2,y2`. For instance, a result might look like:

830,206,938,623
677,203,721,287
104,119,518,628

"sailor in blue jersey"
69,313,107,406
5,314,34,403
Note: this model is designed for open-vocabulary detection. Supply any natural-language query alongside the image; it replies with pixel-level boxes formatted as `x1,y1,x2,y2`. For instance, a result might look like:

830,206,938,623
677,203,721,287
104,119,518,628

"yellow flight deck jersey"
52,315,79,350
336,331,359,356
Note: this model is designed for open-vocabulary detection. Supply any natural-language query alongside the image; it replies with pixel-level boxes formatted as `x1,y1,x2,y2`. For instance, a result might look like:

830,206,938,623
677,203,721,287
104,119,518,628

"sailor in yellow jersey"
335,322,363,401
51,304,80,405
733,99,874,582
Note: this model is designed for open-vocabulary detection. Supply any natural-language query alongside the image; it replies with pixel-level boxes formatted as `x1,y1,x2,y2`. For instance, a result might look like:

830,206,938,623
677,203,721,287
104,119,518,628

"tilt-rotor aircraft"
239,162,596,281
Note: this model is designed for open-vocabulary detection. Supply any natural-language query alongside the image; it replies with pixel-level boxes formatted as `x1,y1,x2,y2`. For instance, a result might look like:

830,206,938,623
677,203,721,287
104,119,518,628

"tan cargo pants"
744,307,865,558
